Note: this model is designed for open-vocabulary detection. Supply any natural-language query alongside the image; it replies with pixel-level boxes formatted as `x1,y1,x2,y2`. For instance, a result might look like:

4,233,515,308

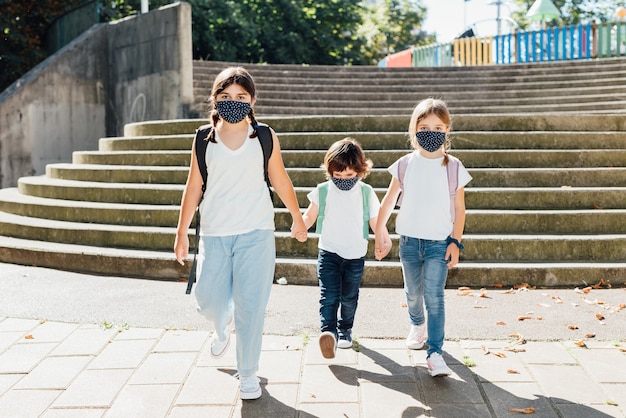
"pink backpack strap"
395,154,412,207
447,155,460,222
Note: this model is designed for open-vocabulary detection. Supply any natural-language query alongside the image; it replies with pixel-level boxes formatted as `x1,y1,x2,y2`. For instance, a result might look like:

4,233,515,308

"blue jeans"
194,229,275,377
317,249,365,340
399,236,449,356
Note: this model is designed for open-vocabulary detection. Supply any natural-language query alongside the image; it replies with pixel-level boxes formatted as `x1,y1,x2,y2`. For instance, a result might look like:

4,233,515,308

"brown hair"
207,67,259,142
323,138,373,180
408,98,452,165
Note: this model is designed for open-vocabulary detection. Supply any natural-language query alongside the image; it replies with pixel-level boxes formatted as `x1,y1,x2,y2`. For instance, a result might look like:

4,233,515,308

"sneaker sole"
428,368,452,377
406,341,424,350
319,333,336,359
240,387,262,400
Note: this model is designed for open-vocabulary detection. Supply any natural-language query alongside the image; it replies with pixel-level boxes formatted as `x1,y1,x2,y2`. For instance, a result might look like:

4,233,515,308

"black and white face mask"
216,100,251,124
416,131,446,152
331,176,359,191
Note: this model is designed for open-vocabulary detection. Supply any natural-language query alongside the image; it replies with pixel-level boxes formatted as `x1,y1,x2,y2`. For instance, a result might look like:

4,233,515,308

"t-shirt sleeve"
457,162,472,190
388,159,400,179
307,185,320,205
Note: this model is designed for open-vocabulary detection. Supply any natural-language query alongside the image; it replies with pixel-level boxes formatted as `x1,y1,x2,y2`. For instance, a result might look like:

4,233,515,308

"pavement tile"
40,408,105,418
152,329,209,353
258,349,304,383
517,341,577,364
238,383,300,417
0,342,57,373
570,348,626,383
50,325,118,356
87,338,156,369
601,383,626,414
104,383,180,418
418,365,485,405
360,380,425,417
555,403,625,418
462,348,534,383
169,405,233,418
128,351,198,384
299,364,359,403
357,346,416,383
296,402,360,418
305,338,359,365
481,382,558,418
113,326,165,340
0,331,26,354
0,374,22,396
13,355,92,389
51,369,133,408
0,318,41,332
527,363,610,405
23,321,80,343
175,366,239,405
0,389,62,418
428,403,492,418
261,334,304,350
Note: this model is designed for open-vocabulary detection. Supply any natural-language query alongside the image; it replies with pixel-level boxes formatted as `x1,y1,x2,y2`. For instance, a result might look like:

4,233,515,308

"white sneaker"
427,352,452,377
210,316,232,358
405,324,425,350
239,375,262,400
319,331,337,359
337,337,352,349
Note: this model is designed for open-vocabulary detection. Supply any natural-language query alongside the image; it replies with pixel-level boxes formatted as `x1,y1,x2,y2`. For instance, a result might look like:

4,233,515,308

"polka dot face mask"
331,176,360,191
216,100,251,124
416,131,446,152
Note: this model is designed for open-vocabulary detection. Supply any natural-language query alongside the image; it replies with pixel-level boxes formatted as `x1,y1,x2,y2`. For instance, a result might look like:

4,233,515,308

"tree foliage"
511,0,626,29
1,0,431,92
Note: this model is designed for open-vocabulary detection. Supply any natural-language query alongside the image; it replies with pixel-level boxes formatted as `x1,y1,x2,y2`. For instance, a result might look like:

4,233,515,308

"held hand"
375,238,392,260
446,245,460,268
291,220,308,242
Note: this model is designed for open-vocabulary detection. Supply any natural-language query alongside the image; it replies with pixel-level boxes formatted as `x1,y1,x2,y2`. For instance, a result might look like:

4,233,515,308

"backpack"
396,153,460,222
186,123,274,294
315,181,372,239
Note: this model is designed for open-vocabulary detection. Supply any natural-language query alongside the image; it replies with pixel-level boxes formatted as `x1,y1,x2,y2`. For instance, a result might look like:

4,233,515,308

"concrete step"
3,187,623,234
2,210,625,263
1,235,624,288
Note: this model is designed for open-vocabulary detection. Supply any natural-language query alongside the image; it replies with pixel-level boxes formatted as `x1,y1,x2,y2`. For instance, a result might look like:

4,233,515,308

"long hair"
206,67,260,142
408,98,452,165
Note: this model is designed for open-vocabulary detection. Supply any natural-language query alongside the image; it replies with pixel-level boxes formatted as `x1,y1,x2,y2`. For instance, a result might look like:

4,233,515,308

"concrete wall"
0,2,192,188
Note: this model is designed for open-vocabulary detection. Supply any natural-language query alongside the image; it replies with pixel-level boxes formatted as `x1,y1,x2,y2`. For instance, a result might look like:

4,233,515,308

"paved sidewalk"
0,264,625,417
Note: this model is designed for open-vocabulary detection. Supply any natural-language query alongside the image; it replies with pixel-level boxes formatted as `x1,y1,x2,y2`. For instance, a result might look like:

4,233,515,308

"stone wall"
0,2,192,188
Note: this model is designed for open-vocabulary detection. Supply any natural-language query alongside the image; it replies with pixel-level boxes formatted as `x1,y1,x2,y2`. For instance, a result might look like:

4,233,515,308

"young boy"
302,138,391,358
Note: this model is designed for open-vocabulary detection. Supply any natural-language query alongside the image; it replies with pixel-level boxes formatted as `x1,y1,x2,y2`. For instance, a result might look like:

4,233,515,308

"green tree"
512,0,626,28
358,0,433,64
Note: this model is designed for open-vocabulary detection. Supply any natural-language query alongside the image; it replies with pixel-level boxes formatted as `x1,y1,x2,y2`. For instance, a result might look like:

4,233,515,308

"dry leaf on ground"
595,313,605,320
496,321,506,325
567,325,579,330
507,369,520,374
24,335,34,339
509,407,535,414
517,315,533,321
574,340,587,348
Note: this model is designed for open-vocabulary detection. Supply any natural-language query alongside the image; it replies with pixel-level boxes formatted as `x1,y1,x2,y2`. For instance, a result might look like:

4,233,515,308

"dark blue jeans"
317,249,365,340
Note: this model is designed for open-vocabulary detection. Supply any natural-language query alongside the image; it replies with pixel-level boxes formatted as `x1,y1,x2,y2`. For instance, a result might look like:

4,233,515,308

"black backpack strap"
256,124,274,198
186,125,211,295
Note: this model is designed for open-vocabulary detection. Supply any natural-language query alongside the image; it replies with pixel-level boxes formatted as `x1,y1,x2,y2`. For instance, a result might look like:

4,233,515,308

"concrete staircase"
1,60,625,288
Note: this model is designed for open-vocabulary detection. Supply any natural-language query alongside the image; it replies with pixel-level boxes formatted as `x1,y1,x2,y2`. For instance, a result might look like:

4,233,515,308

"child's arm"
267,129,307,242
371,216,392,260
174,141,204,265
446,187,467,268
301,202,318,231
374,177,401,260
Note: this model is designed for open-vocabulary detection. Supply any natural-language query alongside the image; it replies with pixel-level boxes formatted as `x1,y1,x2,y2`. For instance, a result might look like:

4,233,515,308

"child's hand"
291,220,308,242
446,245,460,268
375,239,392,260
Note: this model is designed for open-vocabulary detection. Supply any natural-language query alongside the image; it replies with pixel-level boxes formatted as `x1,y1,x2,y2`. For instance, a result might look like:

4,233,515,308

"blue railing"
380,20,626,67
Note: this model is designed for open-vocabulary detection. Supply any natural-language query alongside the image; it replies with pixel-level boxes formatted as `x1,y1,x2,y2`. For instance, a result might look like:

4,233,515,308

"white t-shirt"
307,181,380,260
388,151,472,240
199,124,275,236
